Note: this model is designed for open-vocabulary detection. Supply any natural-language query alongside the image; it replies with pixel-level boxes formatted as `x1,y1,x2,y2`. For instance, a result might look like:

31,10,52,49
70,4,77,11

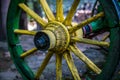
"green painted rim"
7,0,35,80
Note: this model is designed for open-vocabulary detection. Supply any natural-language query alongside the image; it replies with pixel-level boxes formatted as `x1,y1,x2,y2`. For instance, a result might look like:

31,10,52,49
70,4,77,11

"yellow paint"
72,22,83,38
41,30,56,50
20,48,37,58
56,0,64,22
45,21,70,53
63,51,81,80
18,3,47,27
56,54,62,80
35,51,53,79
63,0,80,25
39,0,55,21
101,33,110,41
69,12,104,33
69,44,101,74
14,29,36,35
72,37,109,47
17,2,107,79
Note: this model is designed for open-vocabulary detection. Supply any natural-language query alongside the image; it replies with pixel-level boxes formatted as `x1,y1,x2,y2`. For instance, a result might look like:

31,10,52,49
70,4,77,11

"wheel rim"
7,0,120,80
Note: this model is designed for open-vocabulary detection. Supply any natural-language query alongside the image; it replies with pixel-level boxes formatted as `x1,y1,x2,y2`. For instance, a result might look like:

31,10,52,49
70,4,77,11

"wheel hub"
34,31,50,51
34,21,70,53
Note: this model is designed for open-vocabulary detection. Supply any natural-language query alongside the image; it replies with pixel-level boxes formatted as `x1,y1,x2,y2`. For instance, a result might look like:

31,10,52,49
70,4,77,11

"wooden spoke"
71,37,109,47
63,0,80,25
69,12,104,33
101,33,110,41
63,51,81,80
39,0,55,21
18,3,47,27
56,0,64,22
20,48,37,58
14,29,36,36
56,54,62,80
35,51,54,79
69,44,101,74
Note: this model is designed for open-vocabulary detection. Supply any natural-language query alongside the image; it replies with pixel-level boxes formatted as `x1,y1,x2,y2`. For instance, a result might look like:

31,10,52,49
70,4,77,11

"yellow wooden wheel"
7,0,120,80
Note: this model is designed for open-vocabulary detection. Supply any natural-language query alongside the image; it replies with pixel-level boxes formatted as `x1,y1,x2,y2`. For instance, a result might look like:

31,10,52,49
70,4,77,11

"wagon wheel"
7,0,120,80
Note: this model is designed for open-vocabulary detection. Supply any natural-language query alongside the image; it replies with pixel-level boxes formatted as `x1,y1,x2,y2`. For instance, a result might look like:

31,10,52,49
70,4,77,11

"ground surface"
0,35,119,80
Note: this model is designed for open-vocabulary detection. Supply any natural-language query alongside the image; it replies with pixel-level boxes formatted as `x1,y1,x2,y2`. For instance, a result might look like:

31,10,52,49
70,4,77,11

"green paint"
95,27,120,80
90,5,106,32
9,45,35,80
97,0,119,27
7,0,35,80
92,1,120,80
90,1,120,80
90,18,107,32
